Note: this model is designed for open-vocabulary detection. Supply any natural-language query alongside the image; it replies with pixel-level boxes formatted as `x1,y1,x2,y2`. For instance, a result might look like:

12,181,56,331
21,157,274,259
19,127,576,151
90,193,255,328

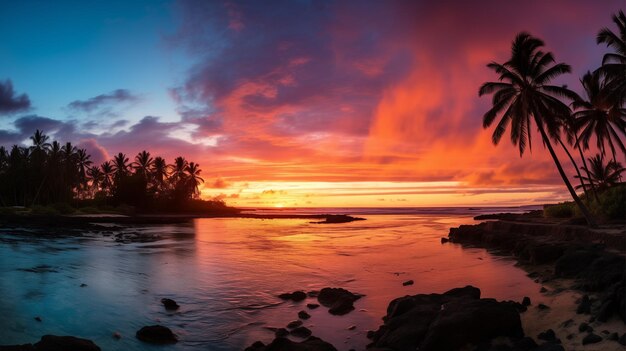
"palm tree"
86,166,103,195
185,162,204,198
577,154,625,191
597,10,626,102
171,156,188,184
75,148,92,198
479,32,596,226
151,156,168,193
573,71,626,160
29,130,51,153
112,153,130,179
100,161,115,194
133,150,153,179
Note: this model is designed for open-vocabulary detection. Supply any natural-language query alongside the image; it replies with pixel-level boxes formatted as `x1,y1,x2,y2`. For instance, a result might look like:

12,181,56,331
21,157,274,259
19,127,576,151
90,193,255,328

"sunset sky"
0,0,623,207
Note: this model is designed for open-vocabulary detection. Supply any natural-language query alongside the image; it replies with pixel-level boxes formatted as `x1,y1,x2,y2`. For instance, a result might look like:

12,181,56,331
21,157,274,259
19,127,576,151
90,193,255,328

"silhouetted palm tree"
100,161,114,194
597,10,626,101
86,166,103,196
112,153,130,179
479,32,596,226
171,156,188,184
576,154,625,191
185,162,204,198
572,70,626,161
151,156,168,193
29,130,51,153
133,150,153,179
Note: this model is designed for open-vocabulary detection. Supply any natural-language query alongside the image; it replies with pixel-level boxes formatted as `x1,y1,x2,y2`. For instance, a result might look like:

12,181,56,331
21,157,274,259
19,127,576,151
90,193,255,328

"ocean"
0,207,544,350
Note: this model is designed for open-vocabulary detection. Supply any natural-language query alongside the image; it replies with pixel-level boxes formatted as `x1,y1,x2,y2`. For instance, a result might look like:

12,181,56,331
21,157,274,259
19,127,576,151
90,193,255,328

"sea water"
0,208,543,350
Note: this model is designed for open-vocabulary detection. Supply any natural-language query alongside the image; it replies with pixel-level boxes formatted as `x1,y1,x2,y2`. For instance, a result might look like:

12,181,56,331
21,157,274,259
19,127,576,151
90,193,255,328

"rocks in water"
402,280,414,286
290,326,312,338
136,325,177,344
579,322,591,333
287,320,303,329
244,336,337,351
275,328,289,338
34,317,42,322
112,332,121,340
317,287,363,315
537,329,560,343
161,298,180,310
310,215,365,224
539,287,547,293
582,333,602,345
368,286,523,351
80,283,87,287
537,303,550,310
522,296,531,306
34,335,101,351
440,237,449,244
307,303,320,309
576,294,591,314
298,311,311,320
278,291,307,302
560,319,574,327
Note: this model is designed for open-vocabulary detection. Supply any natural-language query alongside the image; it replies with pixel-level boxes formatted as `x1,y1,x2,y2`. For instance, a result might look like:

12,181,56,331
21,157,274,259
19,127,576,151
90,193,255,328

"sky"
0,0,624,208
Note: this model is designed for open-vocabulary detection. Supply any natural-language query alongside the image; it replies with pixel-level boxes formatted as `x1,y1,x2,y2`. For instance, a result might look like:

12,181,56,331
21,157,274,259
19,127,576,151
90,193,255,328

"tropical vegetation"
480,10,626,225
0,130,227,214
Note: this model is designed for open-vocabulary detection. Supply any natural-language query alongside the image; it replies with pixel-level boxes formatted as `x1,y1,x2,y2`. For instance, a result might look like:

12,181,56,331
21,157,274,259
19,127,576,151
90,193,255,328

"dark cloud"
68,89,139,113
0,80,31,115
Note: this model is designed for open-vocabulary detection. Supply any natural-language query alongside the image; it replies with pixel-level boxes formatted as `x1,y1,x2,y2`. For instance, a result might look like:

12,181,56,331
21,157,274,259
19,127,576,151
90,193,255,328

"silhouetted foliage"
0,130,216,213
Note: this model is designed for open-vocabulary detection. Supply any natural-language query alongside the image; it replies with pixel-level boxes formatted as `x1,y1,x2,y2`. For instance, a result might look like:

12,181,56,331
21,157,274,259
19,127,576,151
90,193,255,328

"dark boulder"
402,280,414,286
554,250,600,277
537,329,559,343
287,320,303,329
290,326,312,338
368,286,522,351
33,335,101,351
245,336,337,351
307,303,320,309
279,291,307,302
318,288,363,315
576,295,591,314
275,328,289,338
161,298,180,310
522,296,531,306
298,310,311,320
582,333,602,345
136,325,177,344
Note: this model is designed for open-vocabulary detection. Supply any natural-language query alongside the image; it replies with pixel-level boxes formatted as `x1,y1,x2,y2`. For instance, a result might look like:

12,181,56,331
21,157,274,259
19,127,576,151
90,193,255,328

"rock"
80,283,87,287
275,328,289,338
307,303,320,309
440,237,449,244
576,294,591,314
619,333,626,345
279,291,307,302
136,325,177,344
245,336,337,351
317,287,363,315
298,311,311,320
560,319,574,327
582,333,602,345
161,298,180,310
33,335,101,351
287,320,303,329
34,317,42,322
290,326,312,338
608,332,619,341
539,287,547,293
537,329,559,343
402,280,414,286
578,322,590,333
522,296,531,306
112,332,121,339
537,303,550,310
347,325,356,330
512,337,537,350
307,290,319,298
554,249,601,277
368,286,522,351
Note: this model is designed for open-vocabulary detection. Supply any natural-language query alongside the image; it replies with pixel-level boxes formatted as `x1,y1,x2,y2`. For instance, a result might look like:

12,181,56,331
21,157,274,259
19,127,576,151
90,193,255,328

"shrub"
544,202,575,218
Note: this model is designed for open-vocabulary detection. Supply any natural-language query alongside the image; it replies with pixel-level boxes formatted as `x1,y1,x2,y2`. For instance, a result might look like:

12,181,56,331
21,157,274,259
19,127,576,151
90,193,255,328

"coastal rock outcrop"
317,287,363,315
278,291,307,302
136,325,177,344
367,286,523,351
0,336,101,351
161,298,180,310
244,336,338,351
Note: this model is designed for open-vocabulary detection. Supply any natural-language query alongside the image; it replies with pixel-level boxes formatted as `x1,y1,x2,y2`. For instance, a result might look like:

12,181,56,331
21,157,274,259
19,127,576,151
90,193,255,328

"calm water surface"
0,213,543,350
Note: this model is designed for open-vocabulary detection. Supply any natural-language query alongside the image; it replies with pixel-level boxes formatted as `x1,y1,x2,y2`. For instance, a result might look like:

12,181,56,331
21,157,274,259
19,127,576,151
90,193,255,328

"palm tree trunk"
535,119,597,227
577,146,599,202
556,137,588,198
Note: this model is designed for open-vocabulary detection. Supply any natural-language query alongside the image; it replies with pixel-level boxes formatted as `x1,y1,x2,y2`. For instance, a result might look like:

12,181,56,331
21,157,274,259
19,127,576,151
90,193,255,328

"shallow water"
0,214,543,350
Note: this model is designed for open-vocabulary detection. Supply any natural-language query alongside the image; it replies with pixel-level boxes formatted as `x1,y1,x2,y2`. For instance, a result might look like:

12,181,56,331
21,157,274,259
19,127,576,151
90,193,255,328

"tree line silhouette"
480,10,626,226
0,129,215,212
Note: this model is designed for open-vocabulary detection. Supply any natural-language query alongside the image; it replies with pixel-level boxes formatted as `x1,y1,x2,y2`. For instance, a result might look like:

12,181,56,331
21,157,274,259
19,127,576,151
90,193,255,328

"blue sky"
0,0,189,127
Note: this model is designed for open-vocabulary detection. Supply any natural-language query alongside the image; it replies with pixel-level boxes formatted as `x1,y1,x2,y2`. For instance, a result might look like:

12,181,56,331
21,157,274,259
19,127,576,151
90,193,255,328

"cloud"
0,80,31,115
210,177,230,188
68,89,139,113
77,138,110,165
